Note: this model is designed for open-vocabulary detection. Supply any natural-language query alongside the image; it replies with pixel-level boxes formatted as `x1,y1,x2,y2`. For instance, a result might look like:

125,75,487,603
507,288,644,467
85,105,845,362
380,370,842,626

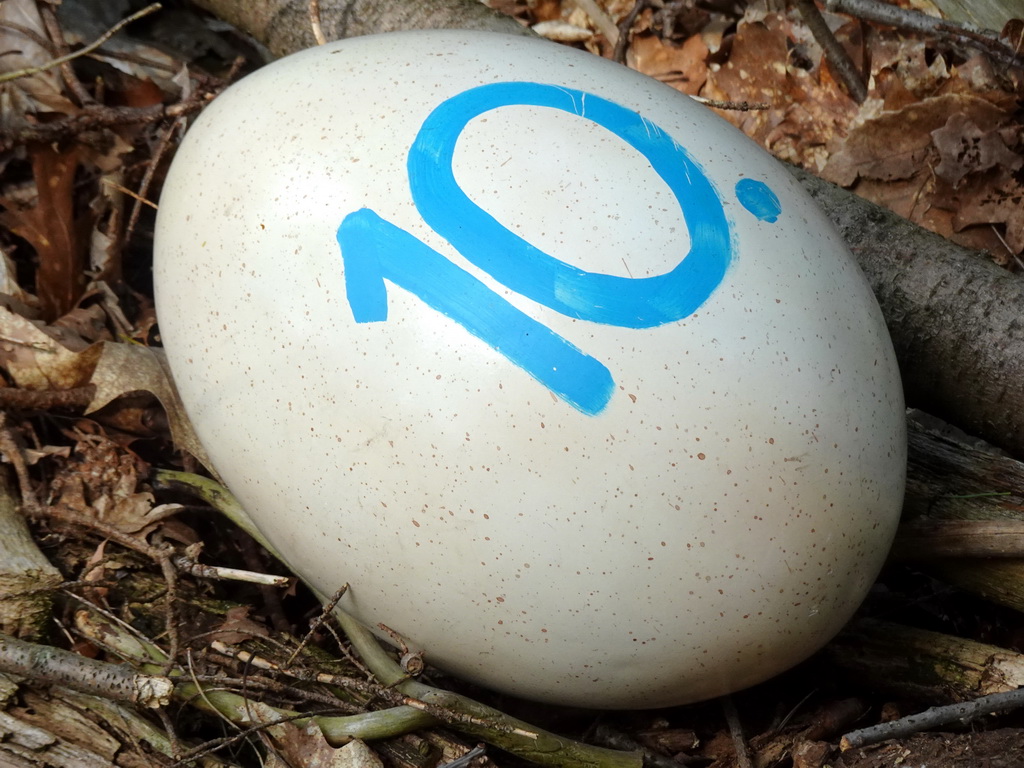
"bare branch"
841,687,1024,750
793,0,867,102
824,0,1024,69
0,4,163,85
0,631,173,707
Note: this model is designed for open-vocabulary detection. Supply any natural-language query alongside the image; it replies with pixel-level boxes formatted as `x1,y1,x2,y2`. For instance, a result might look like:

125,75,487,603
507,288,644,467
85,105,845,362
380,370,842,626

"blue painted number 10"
337,82,776,415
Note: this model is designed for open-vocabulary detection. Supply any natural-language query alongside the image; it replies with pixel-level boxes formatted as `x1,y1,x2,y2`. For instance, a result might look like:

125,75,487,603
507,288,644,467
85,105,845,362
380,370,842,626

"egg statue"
154,30,905,709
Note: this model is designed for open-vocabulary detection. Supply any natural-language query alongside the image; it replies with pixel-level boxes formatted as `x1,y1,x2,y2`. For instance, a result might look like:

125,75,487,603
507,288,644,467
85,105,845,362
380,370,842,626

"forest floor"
0,1,1023,767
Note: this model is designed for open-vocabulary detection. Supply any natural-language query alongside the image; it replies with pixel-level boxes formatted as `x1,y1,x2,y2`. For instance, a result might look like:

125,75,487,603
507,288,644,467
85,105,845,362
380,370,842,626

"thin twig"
38,2,94,105
41,502,168,562
614,0,651,64
824,0,1024,69
439,745,487,768
0,413,40,512
841,687,1024,750
792,0,867,102
173,555,290,586
0,385,96,411
572,0,620,46
991,224,1024,272
189,663,364,714
78,608,437,746
0,98,207,152
153,707,184,763
214,641,519,736
154,546,181,674
721,696,754,768
126,116,184,245
309,0,328,45
104,179,157,210
689,95,770,110
287,584,348,667
0,3,163,85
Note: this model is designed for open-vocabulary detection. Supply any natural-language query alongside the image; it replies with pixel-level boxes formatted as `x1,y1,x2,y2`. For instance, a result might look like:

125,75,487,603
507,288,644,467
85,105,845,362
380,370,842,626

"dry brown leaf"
333,740,385,768
86,341,213,470
873,67,920,112
0,303,212,470
849,175,1014,258
81,539,111,599
628,33,708,95
702,13,856,168
702,18,791,143
272,728,382,768
52,304,115,344
0,301,97,390
210,605,271,645
0,144,88,320
52,428,170,535
847,173,938,225
0,0,79,128
870,34,951,95
954,167,1024,253
822,94,1009,186
931,113,1022,186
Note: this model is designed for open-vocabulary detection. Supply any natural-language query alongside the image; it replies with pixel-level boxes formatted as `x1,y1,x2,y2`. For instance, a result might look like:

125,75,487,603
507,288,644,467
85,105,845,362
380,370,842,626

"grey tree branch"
841,686,1024,750
823,0,1024,68
792,0,867,103
0,467,62,640
788,165,1024,458
0,631,173,708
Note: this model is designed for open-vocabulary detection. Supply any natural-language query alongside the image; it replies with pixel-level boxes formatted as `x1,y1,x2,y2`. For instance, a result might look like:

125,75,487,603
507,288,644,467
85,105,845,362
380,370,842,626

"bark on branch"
790,167,1024,458
0,632,173,708
0,470,61,640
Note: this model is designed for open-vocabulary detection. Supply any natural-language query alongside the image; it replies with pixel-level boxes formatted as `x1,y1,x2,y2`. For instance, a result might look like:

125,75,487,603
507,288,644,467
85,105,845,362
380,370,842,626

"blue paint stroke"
735,178,781,223
338,208,615,415
408,82,732,329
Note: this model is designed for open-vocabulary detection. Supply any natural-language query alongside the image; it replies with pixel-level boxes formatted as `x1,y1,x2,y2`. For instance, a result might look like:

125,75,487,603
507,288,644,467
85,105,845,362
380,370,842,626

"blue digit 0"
339,82,741,415
408,83,731,328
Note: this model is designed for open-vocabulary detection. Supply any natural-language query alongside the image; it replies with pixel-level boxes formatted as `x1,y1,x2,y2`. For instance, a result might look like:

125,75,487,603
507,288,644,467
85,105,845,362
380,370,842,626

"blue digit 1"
338,208,615,416
338,82,735,414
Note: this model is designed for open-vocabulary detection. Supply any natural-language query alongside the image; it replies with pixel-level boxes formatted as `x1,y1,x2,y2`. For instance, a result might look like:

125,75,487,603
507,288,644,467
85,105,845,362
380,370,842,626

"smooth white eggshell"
154,30,906,709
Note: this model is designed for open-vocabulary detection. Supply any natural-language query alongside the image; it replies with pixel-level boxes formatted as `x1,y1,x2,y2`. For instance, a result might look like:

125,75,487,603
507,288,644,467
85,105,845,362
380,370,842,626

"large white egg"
154,30,905,709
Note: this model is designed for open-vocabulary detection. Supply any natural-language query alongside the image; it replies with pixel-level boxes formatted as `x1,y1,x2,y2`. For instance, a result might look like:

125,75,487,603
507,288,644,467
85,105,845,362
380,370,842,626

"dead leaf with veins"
628,33,709,95
701,12,857,168
931,113,1022,187
211,605,271,645
85,340,212,469
0,301,96,390
52,426,177,535
0,0,80,129
822,94,1010,186
0,303,213,471
0,144,89,321
954,167,1024,253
